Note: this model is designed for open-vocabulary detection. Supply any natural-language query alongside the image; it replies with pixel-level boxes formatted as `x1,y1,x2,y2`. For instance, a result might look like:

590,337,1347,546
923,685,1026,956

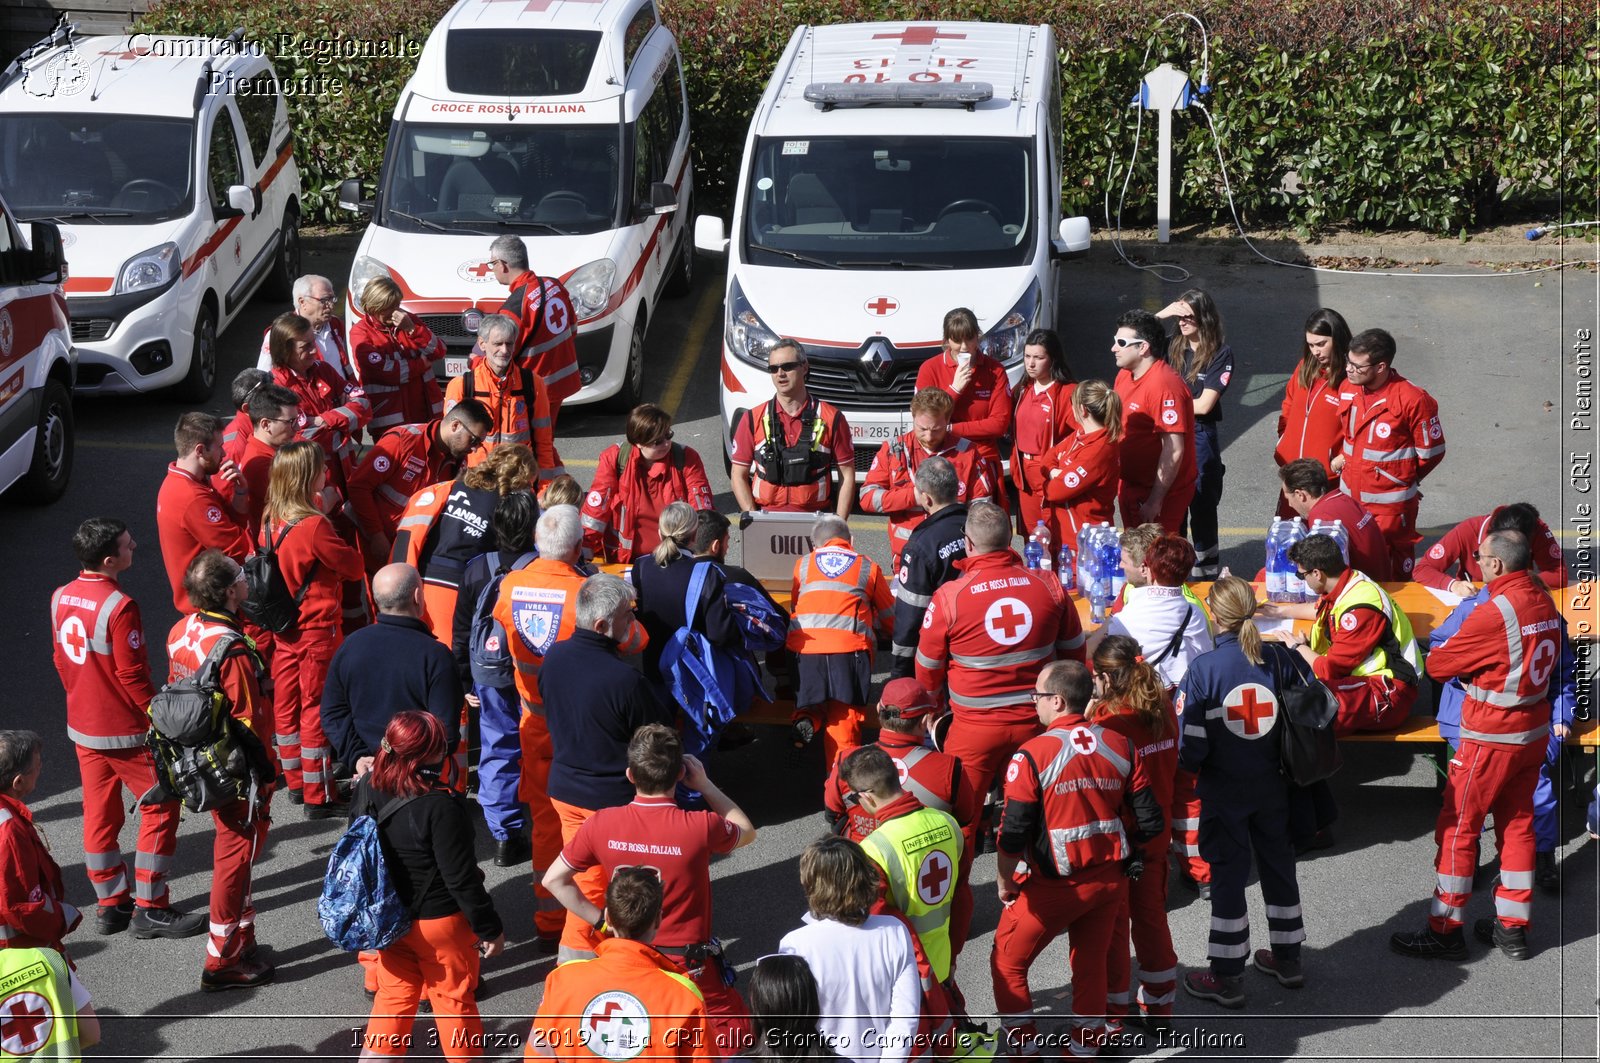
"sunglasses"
767,361,803,374
1111,336,1147,348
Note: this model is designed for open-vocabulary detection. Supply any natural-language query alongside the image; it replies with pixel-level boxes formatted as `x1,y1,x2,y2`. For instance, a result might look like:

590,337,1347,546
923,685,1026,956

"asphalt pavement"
1,229,1596,1061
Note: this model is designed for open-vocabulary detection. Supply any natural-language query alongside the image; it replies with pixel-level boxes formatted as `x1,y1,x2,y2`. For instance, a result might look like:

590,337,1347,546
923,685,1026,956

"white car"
0,189,74,502
0,26,302,399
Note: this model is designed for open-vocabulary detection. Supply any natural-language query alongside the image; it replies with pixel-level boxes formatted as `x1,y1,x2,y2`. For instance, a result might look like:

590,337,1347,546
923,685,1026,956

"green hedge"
136,0,1597,233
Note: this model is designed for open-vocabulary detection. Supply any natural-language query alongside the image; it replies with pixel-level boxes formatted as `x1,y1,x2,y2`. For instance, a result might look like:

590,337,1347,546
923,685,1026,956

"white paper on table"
1420,583,1464,610
1255,615,1296,638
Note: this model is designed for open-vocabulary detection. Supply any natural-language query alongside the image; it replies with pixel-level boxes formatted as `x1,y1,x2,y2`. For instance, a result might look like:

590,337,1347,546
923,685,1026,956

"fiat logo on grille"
860,340,894,386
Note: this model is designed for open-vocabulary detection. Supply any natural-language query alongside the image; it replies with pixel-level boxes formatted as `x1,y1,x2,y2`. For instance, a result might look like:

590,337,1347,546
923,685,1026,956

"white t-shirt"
1104,584,1213,689
779,913,921,1063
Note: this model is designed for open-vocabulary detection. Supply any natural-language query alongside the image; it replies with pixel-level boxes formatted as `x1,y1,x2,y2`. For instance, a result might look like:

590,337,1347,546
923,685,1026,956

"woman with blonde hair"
1041,379,1122,554
1088,634,1178,1032
1176,576,1308,1009
1158,289,1232,578
349,275,445,436
260,441,365,816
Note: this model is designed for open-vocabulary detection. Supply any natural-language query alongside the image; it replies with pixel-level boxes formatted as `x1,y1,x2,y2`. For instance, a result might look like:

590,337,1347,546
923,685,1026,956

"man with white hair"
255,275,353,381
487,234,580,419
442,311,562,483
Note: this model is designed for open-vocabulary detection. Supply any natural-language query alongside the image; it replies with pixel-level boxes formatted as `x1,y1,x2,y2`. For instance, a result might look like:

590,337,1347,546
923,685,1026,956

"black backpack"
1267,644,1343,786
143,633,276,814
241,520,317,634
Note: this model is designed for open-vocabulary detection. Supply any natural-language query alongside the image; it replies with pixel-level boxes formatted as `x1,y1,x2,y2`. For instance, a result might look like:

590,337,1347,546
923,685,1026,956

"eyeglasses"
1345,361,1376,373
767,361,803,374
1473,552,1499,564
646,431,674,445
1176,314,1196,323
1294,570,1310,580
462,425,487,449
487,259,506,269
264,415,297,426
1029,691,1058,701
842,790,861,807
1111,336,1147,349
302,293,336,306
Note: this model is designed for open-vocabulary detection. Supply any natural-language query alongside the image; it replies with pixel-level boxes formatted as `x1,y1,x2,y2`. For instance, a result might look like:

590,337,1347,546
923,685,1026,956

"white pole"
1157,104,1173,244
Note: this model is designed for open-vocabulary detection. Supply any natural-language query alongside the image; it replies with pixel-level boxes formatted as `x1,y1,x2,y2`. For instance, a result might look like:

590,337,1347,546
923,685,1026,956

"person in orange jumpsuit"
442,313,563,483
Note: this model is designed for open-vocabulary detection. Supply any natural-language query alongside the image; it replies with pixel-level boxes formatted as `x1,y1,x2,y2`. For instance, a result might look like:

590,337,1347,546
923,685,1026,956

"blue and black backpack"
318,793,435,952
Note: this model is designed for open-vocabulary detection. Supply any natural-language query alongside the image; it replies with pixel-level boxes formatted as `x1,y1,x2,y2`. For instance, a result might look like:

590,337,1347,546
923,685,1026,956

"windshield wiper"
386,208,451,233
34,210,132,224
755,245,843,270
486,219,565,236
851,260,953,270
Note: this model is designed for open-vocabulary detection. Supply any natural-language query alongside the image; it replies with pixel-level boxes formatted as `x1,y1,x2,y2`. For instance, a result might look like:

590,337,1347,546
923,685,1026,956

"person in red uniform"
1278,458,1392,581
167,550,277,990
1331,328,1445,578
260,442,366,815
0,731,83,958
787,516,894,767
222,368,272,466
1391,531,1562,962
1414,502,1567,597
916,501,1084,854
1112,309,1196,534
992,660,1163,1059
254,274,354,382
443,313,563,482
582,404,713,563
235,384,302,543
1274,308,1349,519
489,234,580,418
346,401,493,571
545,724,756,1054
1012,328,1078,536
915,307,1014,484
349,276,446,436
1088,636,1179,1031
1041,380,1122,556
859,387,994,571
49,518,197,938
157,412,255,614
267,312,372,496
730,339,855,518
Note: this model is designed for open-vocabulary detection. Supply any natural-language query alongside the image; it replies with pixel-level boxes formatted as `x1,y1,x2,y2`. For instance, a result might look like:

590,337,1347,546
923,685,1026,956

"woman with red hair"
356,712,503,1062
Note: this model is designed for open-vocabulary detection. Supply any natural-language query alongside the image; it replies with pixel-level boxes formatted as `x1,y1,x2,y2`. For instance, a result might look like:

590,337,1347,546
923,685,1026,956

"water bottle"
1057,543,1076,592
1312,518,1351,566
1098,523,1120,603
1023,522,1044,570
1265,518,1287,602
1076,525,1097,597
1107,528,1126,599
1035,521,1053,572
1286,517,1310,602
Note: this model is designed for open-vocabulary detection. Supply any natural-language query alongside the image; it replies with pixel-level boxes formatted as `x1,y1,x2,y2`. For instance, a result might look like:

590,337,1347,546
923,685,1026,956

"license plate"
443,356,470,378
850,421,906,443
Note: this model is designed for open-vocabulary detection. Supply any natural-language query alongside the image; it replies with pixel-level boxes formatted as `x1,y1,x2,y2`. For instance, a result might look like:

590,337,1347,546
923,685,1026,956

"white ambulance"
340,0,694,410
0,26,303,400
0,189,75,502
697,21,1091,463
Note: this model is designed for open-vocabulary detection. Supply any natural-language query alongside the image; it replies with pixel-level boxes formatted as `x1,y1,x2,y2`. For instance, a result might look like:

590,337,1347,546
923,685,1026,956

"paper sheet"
1420,583,1464,610
1255,614,1297,638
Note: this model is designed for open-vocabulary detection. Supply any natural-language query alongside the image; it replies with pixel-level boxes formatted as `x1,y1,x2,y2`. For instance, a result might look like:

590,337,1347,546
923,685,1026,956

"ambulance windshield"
381,122,622,236
0,113,194,223
742,135,1034,268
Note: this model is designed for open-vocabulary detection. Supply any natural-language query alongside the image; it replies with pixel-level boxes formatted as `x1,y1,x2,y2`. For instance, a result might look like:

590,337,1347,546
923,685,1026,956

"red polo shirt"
156,464,254,613
1114,360,1196,492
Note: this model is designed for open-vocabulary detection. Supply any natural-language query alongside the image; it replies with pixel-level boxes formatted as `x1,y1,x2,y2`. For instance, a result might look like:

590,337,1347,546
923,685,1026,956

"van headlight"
116,243,178,295
978,283,1041,368
567,258,616,320
725,281,779,368
349,255,395,307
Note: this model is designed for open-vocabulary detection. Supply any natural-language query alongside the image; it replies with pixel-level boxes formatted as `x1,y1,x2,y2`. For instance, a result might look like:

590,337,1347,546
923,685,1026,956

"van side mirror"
25,221,67,283
694,215,728,256
644,181,678,217
1052,216,1091,258
339,178,374,215
226,184,259,219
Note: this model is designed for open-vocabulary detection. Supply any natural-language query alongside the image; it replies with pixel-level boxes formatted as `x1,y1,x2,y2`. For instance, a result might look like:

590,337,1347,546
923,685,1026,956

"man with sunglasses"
1329,328,1445,578
254,274,354,382
1111,309,1197,535
730,340,855,519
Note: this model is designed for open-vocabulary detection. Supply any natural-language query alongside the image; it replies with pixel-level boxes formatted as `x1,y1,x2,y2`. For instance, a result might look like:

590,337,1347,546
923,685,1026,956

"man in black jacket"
890,456,968,678
321,564,463,803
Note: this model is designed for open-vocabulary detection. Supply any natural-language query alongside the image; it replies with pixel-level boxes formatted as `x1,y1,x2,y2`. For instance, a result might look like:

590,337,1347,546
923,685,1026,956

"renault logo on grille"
860,340,894,386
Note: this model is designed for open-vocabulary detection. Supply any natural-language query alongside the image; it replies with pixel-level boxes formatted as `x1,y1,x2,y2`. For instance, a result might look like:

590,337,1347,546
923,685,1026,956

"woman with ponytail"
1088,635,1179,1032
357,711,503,1061
1175,577,1308,1010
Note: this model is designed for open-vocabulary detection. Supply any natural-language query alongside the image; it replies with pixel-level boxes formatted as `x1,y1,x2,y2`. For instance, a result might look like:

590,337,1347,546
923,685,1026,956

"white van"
339,0,694,410
0,26,303,400
697,21,1090,463
0,189,75,502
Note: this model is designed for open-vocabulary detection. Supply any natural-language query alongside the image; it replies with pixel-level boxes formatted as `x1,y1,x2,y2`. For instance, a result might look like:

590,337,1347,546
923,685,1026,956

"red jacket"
1426,569,1561,746
157,463,254,613
1095,700,1177,852
1308,489,1392,582
221,408,253,466
0,793,79,956
1040,426,1120,553
916,549,1084,725
1276,369,1344,472
916,351,1014,471
859,433,993,570
1336,371,1444,508
262,513,365,629
347,421,461,541
581,443,713,563
1414,509,1566,591
825,730,976,843
348,313,445,433
1012,379,1077,492
238,435,277,542
502,269,580,406
166,610,273,745
49,573,155,748
271,360,372,481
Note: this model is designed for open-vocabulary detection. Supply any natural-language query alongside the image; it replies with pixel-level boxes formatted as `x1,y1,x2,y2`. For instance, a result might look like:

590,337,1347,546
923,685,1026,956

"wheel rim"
40,400,67,481
196,315,217,389
627,323,645,398
282,222,301,279
678,232,693,286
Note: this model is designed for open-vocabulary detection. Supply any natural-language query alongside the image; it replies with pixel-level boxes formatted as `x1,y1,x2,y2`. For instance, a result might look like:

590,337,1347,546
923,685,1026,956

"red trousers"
517,713,565,938
206,796,270,971
75,745,180,909
1363,496,1421,579
362,912,483,1062
1117,481,1197,538
1169,768,1210,883
273,625,341,804
551,797,604,961
993,861,1125,1058
1328,674,1417,735
1430,737,1544,934
944,716,1041,853
1106,844,1176,1022
794,699,865,771
673,955,750,1058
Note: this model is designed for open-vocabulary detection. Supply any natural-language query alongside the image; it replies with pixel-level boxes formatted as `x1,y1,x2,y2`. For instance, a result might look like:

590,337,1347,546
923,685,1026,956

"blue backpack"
661,562,771,738
468,550,537,690
723,579,789,654
318,794,434,952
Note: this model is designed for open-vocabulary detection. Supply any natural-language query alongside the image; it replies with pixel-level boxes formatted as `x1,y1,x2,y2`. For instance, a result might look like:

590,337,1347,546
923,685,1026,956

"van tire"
264,205,301,301
664,224,693,298
604,315,647,413
16,378,73,504
176,304,218,401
